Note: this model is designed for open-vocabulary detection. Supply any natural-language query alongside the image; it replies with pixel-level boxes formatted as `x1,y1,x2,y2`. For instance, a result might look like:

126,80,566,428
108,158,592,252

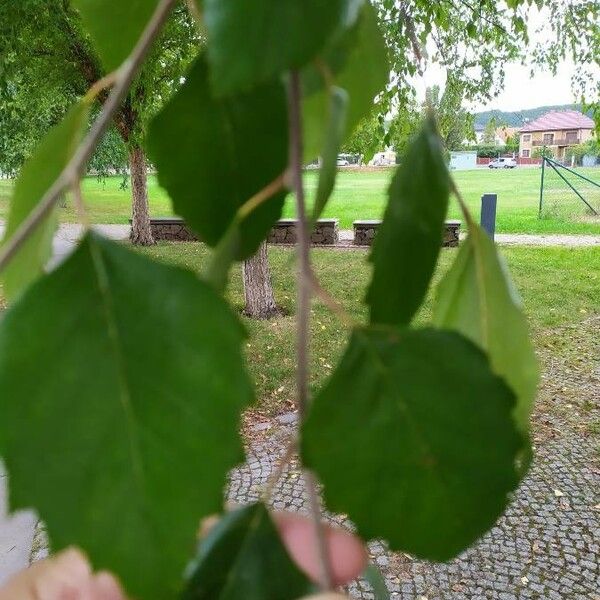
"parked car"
369,151,397,166
336,157,350,166
489,157,517,169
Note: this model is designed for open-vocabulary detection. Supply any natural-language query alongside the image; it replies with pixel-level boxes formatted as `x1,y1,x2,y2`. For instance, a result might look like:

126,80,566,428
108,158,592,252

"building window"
565,130,578,144
522,149,530,158
522,134,531,142
543,133,554,145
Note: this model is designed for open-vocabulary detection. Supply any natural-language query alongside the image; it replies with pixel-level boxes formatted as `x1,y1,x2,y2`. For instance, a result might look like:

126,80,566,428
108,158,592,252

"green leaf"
204,0,353,96
148,56,288,260
366,116,450,327
311,87,348,222
433,223,539,435
71,0,159,71
302,327,523,562
303,1,388,162
0,233,253,599
1,101,90,302
182,503,315,599
336,2,388,138
362,564,390,600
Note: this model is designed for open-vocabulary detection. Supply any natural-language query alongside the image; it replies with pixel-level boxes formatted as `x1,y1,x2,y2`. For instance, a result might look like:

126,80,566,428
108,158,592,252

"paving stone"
227,420,600,599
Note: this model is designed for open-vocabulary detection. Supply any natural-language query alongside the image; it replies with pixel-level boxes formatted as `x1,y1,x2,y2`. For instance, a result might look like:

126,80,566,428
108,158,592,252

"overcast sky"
415,60,585,113
413,4,597,114
472,62,582,112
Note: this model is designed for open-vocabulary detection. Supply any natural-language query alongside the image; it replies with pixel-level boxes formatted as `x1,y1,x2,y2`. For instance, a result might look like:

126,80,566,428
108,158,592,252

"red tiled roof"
520,110,595,133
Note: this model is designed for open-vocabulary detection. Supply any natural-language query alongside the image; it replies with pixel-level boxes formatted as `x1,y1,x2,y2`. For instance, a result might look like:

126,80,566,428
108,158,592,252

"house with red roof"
519,110,595,160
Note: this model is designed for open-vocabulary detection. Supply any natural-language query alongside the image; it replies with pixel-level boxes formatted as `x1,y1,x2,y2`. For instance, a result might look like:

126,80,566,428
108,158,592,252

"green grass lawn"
139,243,600,416
0,240,596,438
1,166,599,234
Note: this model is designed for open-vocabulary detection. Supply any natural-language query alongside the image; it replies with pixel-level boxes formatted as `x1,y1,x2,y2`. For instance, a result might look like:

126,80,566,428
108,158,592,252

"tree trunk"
129,145,154,246
242,241,280,319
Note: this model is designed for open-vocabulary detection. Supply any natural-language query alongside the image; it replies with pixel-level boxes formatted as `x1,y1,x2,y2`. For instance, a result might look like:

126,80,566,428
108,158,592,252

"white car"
489,157,517,169
336,158,350,166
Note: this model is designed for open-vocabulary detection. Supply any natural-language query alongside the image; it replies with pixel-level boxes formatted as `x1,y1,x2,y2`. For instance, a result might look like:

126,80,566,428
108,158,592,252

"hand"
274,511,366,589
0,548,124,600
0,512,366,600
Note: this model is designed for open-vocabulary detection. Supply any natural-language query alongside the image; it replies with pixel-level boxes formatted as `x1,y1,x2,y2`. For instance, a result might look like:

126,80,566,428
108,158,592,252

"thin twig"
83,72,118,104
70,178,90,230
0,0,178,274
288,70,334,592
261,437,298,502
203,172,288,291
309,269,356,328
449,176,476,228
238,173,287,220
288,77,311,419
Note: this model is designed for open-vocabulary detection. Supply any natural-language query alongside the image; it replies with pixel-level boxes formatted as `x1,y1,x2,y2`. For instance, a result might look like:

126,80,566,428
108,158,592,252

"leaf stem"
449,176,476,229
70,178,90,230
287,69,334,592
204,172,287,292
309,268,356,328
261,437,298,502
237,173,287,220
0,0,178,274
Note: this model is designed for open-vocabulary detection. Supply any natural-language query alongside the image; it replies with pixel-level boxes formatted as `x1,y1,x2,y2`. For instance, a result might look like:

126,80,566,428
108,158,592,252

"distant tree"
0,0,198,244
378,1,599,128
341,113,384,163
504,134,519,154
476,144,504,158
482,118,498,145
565,140,600,165
388,101,421,159
0,66,74,177
532,146,555,160
423,79,473,151
88,125,129,180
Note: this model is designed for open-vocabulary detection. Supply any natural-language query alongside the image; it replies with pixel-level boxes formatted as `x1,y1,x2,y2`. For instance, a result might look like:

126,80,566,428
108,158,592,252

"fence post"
480,193,497,240
538,157,546,218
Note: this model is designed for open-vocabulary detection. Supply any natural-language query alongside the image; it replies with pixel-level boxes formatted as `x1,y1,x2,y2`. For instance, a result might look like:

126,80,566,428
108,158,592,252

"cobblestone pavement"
231,315,600,600
14,320,600,598
229,413,600,599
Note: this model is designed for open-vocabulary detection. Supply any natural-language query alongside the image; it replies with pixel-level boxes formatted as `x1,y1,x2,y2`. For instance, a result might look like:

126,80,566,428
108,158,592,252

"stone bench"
268,219,339,245
353,219,461,247
133,218,199,241
138,218,340,245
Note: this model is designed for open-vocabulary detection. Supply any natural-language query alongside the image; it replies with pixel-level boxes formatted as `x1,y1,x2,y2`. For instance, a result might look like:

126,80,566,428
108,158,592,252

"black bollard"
480,193,497,241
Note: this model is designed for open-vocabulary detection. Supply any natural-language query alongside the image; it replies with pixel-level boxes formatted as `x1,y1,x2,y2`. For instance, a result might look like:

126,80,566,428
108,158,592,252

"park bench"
353,219,461,247
267,218,339,245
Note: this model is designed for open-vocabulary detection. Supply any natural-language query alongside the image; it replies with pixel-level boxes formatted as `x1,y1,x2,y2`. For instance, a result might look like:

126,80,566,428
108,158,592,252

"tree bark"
242,241,280,319
129,145,154,246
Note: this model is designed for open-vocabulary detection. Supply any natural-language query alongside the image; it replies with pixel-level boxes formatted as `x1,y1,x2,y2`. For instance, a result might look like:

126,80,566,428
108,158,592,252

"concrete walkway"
338,229,600,248
493,233,600,247
0,468,36,586
0,224,128,585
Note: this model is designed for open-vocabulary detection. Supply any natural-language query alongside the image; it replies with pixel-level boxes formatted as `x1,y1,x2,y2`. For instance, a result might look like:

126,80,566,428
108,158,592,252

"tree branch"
287,70,334,593
0,0,178,274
